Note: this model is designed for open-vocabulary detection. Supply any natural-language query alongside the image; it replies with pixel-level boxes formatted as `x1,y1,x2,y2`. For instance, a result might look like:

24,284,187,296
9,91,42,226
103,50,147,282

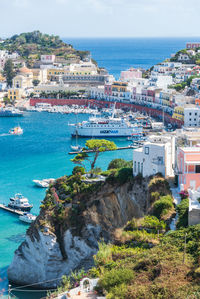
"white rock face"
8,226,100,288
8,179,148,288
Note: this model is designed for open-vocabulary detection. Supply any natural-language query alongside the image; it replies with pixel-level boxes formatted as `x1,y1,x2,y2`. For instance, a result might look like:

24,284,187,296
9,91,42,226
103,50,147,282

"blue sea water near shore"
1,37,200,298
64,37,200,79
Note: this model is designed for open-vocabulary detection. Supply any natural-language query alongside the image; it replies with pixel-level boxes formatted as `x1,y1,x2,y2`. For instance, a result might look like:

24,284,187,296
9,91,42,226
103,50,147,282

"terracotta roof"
19,66,32,74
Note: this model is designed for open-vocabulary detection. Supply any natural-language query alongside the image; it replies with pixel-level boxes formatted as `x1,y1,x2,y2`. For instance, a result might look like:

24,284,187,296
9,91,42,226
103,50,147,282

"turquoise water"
0,112,133,298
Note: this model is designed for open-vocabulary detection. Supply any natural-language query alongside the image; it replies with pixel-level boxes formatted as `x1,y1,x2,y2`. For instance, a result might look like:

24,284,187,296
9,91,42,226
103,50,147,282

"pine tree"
3,59,15,87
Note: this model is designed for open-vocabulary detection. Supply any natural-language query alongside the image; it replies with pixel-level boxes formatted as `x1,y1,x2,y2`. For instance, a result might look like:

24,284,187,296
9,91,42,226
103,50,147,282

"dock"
0,203,24,215
68,144,142,155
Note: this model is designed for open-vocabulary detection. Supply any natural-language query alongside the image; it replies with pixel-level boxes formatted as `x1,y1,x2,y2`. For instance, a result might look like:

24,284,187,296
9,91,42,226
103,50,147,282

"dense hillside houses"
1,38,200,130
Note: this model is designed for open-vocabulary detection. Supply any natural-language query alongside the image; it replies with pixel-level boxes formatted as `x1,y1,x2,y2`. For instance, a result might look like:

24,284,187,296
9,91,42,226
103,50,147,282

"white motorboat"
33,178,55,188
19,212,36,224
8,193,33,211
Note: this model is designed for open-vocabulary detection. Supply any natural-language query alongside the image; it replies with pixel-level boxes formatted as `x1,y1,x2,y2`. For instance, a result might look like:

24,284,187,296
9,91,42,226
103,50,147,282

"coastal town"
1,32,200,299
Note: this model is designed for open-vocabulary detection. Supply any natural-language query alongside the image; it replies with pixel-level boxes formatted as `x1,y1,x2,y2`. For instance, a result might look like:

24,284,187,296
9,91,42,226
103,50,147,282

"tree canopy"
71,139,117,176
3,59,15,87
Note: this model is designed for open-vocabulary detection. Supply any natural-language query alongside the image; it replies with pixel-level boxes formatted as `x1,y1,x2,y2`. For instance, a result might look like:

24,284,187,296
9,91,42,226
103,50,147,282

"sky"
0,0,200,38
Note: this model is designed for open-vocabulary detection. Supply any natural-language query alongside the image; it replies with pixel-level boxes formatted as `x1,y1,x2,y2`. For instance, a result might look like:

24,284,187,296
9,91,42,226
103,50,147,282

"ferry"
9,126,23,135
8,193,33,212
0,107,23,117
69,114,143,138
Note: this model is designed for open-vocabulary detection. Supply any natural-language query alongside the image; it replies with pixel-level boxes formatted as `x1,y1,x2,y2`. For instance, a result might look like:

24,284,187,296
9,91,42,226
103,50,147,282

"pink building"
177,147,200,190
186,42,200,49
41,55,55,64
104,84,112,96
120,68,142,81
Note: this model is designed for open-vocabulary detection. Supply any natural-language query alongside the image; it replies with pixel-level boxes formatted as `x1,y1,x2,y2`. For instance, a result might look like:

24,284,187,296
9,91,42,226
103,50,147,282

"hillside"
170,48,200,65
0,31,90,66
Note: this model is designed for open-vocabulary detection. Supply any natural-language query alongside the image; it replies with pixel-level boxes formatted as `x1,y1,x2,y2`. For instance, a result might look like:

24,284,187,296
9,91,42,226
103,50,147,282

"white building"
149,74,173,89
133,135,175,178
184,105,200,127
178,53,190,62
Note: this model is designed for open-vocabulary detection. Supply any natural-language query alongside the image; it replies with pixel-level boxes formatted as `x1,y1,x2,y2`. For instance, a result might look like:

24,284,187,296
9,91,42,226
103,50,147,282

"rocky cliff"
8,175,155,288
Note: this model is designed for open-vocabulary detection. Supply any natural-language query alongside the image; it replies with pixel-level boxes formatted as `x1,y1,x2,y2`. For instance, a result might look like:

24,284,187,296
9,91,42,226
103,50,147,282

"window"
138,162,140,173
141,162,143,175
134,161,136,172
189,118,191,121
195,112,197,116
145,147,149,155
195,165,200,173
189,112,192,115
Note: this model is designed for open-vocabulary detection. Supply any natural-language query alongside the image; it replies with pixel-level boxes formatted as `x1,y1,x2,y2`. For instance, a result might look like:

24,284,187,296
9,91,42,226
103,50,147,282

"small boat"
19,212,36,224
70,145,83,152
33,178,55,188
8,193,33,212
9,126,23,135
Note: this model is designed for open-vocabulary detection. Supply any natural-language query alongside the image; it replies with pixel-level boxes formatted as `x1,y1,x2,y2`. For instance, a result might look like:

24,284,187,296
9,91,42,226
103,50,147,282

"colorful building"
120,68,142,82
186,42,200,49
8,88,24,101
172,106,184,121
177,147,200,190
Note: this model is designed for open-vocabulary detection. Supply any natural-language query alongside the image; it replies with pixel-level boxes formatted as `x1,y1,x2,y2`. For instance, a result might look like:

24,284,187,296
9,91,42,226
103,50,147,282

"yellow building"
47,68,66,81
8,88,24,102
172,106,184,121
112,82,128,92
31,68,47,84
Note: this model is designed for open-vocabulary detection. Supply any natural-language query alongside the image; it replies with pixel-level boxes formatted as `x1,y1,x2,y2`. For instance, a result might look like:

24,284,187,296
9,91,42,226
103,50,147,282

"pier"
68,144,142,155
0,203,24,215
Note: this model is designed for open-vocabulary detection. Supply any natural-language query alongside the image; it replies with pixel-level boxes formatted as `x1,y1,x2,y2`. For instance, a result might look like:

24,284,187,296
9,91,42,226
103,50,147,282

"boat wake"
0,133,10,137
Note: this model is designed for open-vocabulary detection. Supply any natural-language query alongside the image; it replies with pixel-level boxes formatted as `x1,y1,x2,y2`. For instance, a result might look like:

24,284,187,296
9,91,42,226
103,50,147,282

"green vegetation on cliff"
0,30,90,66
38,156,197,299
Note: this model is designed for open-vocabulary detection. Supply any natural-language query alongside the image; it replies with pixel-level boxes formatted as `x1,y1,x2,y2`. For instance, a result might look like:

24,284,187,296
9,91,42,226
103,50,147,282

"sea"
0,37,199,298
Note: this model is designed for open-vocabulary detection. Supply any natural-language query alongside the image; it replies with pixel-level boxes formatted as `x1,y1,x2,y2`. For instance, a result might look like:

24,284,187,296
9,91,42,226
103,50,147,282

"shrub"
98,268,134,292
179,190,189,200
141,216,166,232
115,167,133,184
150,191,160,203
72,166,85,175
176,198,189,229
108,159,132,170
153,195,174,219
106,283,127,299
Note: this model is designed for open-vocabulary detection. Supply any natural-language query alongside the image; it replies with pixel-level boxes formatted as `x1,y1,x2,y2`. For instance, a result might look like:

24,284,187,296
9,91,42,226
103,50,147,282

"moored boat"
0,107,23,117
8,193,33,212
19,212,36,224
33,178,55,188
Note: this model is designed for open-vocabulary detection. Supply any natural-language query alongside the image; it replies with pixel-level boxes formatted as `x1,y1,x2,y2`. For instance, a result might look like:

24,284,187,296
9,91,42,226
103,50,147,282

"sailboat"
70,113,82,152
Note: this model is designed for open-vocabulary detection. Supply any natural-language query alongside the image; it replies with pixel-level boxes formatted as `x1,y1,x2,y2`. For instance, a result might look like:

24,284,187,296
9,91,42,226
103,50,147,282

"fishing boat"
33,178,55,188
8,193,33,212
19,212,36,224
9,126,23,135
